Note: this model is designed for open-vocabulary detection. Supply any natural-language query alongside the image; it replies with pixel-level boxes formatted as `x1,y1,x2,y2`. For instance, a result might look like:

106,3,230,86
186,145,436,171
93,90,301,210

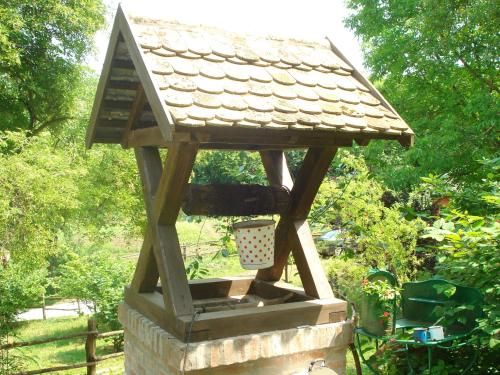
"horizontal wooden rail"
1,318,125,375
97,330,125,339
0,331,98,350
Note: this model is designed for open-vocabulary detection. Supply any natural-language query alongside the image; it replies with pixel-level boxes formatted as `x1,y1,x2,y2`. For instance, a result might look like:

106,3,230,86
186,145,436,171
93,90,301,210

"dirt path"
16,301,93,321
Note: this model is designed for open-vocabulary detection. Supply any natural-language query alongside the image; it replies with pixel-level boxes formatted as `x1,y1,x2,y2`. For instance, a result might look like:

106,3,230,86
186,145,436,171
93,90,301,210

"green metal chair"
354,271,483,374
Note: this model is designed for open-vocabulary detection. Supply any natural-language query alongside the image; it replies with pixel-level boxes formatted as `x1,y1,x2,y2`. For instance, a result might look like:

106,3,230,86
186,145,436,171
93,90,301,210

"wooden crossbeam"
133,145,199,317
130,229,158,293
256,148,337,299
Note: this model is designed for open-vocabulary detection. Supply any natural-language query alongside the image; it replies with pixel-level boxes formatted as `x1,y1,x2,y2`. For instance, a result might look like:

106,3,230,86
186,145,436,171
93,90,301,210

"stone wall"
118,303,352,375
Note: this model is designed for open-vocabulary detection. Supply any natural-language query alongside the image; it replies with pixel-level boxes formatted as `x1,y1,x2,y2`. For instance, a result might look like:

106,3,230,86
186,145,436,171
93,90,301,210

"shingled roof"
86,5,414,149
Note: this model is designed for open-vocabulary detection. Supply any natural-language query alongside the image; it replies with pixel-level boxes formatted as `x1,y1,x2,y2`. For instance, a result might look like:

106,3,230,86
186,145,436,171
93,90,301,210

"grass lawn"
11,316,123,374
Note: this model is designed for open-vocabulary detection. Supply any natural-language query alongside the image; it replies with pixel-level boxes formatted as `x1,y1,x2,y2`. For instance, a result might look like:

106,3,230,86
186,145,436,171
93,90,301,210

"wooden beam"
154,142,199,225
135,146,198,317
130,229,158,293
182,184,290,216
259,150,294,189
290,220,335,299
124,287,183,338
126,126,165,148
86,21,121,148
288,147,337,220
256,148,337,299
180,297,347,342
188,277,254,299
121,85,147,147
117,4,174,141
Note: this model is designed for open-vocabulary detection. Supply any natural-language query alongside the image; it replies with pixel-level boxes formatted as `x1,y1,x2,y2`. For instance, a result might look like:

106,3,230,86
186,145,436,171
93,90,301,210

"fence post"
85,319,97,375
42,293,47,320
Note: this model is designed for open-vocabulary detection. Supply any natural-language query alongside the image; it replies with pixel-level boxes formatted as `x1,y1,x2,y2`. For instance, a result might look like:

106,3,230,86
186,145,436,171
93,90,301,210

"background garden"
0,0,498,374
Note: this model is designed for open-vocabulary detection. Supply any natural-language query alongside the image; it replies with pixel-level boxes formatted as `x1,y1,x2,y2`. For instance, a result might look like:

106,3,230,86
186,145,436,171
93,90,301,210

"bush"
326,257,368,313
56,251,134,350
0,264,46,335
312,151,424,279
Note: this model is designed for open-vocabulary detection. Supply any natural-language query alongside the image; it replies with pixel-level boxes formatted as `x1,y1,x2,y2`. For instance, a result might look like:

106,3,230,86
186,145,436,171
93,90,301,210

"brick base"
119,303,352,375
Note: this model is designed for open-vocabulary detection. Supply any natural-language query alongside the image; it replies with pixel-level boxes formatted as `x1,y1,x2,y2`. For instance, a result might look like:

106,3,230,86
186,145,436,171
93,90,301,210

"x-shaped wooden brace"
130,143,198,317
256,148,337,299
130,144,337,319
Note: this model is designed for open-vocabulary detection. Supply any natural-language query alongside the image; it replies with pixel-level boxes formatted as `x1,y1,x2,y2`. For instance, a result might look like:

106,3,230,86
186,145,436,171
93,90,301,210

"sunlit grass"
12,316,123,374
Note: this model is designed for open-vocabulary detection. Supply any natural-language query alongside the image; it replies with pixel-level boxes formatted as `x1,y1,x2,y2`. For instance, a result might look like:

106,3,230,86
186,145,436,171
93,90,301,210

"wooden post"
85,319,97,375
42,293,46,320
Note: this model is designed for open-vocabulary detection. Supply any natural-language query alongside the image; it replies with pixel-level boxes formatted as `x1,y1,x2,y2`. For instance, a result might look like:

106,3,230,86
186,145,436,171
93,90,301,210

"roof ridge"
124,9,333,49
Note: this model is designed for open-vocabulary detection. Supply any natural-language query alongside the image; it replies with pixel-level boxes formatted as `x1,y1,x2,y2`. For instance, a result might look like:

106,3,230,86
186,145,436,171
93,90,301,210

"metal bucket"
233,220,275,270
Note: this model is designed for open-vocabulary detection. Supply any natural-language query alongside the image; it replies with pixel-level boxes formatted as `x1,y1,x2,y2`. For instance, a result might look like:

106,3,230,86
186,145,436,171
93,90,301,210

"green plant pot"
359,294,390,336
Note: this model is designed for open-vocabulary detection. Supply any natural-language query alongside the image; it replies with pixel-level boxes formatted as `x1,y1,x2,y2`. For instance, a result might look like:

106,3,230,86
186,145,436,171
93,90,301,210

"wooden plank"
126,126,164,148
121,85,147,147
288,147,337,220
179,298,347,342
250,279,311,302
259,150,294,189
154,142,199,225
290,220,334,299
135,147,196,317
117,5,174,141
130,229,158,293
188,277,254,299
182,184,290,216
189,128,354,148
126,286,345,342
107,80,140,91
85,16,121,148
124,287,183,338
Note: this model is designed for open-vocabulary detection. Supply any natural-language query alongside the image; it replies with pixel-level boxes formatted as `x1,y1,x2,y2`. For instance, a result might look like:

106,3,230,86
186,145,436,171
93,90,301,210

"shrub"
56,251,134,350
312,151,424,279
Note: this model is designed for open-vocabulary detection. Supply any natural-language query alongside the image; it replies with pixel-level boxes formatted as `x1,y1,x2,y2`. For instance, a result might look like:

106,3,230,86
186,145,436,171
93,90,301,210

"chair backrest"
401,279,483,333
367,269,398,286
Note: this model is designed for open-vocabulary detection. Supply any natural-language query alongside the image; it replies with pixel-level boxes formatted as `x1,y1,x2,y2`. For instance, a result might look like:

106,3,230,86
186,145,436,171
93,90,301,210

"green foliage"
0,263,46,335
56,252,133,350
192,150,266,184
312,151,424,279
0,0,105,134
345,0,499,190
0,131,84,268
423,209,499,348
185,255,209,280
326,257,368,314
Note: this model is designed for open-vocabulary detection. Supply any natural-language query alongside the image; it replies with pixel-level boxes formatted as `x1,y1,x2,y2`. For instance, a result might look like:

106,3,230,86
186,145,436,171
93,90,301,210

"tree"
0,0,105,135
345,0,499,191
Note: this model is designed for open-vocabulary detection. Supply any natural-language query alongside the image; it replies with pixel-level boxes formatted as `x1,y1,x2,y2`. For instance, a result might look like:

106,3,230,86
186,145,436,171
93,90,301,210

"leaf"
433,284,456,297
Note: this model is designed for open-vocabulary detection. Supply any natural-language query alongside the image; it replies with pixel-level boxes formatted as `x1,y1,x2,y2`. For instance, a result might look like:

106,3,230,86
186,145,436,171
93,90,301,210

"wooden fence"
0,319,124,375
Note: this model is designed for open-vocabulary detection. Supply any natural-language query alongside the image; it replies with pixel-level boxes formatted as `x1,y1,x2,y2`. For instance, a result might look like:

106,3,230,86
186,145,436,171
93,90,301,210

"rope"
181,311,201,375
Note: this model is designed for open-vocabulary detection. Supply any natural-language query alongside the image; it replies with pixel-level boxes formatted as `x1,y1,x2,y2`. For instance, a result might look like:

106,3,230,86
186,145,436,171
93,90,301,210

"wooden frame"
125,138,347,342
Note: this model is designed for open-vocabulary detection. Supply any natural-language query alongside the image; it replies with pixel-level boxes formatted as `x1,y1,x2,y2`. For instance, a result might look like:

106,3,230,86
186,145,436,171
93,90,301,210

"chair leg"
428,346,433,374
460,336,480,375
405,344,415,375
355,333,380,375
